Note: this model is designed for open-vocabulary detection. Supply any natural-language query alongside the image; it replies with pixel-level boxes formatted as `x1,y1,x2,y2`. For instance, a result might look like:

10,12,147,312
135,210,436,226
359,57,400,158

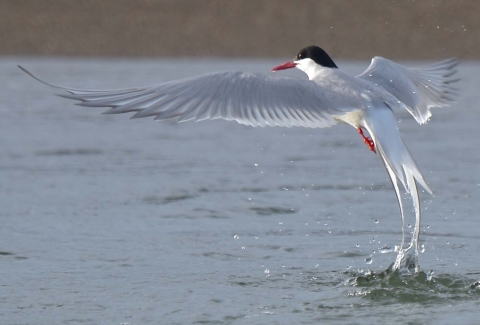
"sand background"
1,0,479,59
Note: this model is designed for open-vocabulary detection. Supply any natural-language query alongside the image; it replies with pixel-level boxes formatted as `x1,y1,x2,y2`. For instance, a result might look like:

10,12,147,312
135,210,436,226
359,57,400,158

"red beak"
271,61,297,72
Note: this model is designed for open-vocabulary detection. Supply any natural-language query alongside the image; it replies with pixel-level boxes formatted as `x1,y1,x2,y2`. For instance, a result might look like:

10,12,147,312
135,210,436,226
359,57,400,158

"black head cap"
295,46,338,69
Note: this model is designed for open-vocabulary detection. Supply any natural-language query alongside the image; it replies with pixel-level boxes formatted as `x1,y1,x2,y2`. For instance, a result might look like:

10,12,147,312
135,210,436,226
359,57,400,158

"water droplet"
234,235,239,239
365,257,373,264
264,269,270,276
420,244,426,253
346,265,352,270
254,163,258,167
355,244,360,248
241,246,246,250
407,224,412,228
358,268,364,273
327,230,332,234
374,219,379,224
378,246,393,253
279,221,283,225
427,270,434,281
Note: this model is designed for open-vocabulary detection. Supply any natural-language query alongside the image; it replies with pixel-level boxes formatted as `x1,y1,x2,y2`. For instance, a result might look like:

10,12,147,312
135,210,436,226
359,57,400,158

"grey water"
1,58,480,324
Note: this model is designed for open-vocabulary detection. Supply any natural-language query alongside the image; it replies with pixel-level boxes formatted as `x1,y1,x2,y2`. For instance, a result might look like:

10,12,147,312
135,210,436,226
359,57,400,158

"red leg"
357,127,376,154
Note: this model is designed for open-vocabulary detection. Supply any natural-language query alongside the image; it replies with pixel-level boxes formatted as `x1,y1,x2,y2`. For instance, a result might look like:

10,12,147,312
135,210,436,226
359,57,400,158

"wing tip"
18,65,30,76
18,65,52,87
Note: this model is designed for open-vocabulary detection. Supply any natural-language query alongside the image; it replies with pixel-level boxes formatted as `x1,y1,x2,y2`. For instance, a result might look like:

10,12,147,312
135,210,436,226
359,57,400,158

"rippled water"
1,58,480,324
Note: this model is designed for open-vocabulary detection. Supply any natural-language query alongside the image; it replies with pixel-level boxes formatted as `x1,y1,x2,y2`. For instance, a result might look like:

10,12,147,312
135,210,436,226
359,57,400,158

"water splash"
344,268,480,303
427,270,434,281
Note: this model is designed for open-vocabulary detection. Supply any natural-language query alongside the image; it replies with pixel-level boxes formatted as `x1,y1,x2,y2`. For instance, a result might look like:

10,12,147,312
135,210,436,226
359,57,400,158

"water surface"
1,58,480,324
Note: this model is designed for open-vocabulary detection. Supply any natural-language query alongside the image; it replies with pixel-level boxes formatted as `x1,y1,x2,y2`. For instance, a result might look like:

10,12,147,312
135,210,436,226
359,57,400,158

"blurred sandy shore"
2,0,478,59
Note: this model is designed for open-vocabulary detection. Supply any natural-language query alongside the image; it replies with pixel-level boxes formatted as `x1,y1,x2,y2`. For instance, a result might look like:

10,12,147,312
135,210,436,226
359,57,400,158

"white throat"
295,58,332,80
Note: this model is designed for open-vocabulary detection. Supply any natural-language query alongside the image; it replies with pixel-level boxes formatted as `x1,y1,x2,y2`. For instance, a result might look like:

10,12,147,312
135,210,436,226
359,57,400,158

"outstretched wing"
20,66,364,129
357,57,458,124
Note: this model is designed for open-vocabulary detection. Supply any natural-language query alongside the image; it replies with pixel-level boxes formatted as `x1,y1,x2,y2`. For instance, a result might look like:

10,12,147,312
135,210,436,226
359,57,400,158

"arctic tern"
19,45,458,271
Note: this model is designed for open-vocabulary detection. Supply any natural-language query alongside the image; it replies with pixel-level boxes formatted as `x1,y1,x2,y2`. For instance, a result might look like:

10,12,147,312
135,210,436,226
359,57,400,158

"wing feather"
357,57,458,124
20,66,363,129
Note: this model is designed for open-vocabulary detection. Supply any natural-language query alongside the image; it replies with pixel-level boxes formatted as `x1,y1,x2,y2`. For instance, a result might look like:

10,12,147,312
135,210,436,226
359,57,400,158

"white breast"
333,109,364,128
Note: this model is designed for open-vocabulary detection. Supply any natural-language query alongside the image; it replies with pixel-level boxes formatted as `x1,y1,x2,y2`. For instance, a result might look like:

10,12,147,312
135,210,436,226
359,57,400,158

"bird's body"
20,45,458,272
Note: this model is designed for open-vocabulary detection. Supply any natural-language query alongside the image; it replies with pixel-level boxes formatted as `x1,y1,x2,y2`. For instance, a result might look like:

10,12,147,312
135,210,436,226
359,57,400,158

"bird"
19,45,458,272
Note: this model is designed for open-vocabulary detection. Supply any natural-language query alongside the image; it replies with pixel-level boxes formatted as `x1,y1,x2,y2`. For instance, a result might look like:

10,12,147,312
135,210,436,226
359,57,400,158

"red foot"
357,127,376,154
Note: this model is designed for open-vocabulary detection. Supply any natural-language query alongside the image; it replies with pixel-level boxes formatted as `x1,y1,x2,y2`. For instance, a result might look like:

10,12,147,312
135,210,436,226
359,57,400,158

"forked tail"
364,107,432,196
363,106,432,271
